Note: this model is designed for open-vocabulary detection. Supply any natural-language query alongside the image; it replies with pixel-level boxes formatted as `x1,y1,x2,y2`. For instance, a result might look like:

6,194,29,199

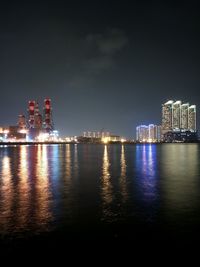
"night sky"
0,1,200,138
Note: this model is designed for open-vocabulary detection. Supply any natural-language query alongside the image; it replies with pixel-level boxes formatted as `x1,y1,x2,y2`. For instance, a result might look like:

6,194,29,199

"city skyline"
0,1,200,138
0,97,198,140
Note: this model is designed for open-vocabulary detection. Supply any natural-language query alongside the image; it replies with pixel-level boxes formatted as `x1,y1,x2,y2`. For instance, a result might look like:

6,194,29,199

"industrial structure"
27,98,53,132
26,98,54,140
28,101,35,129
43,98,53,131
0,98,57,142
34,102,43,129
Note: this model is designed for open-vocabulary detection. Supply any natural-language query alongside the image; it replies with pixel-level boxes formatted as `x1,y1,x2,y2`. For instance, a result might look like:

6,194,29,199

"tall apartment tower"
180,103,189,130
136,124,161,142
162,100,174,134
148,124,162,142
162,100,197,134
172,101,181,130
188,105,196,132
136,125,149,142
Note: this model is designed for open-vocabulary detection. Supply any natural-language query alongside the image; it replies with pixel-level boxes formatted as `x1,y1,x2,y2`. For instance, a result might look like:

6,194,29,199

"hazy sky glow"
0,1,200,137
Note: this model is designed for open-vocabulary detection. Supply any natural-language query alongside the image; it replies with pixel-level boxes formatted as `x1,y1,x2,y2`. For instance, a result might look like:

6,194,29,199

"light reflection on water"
140,144,157,202
0,144,200,238
65,144,71,179
17,145,30,230
134,145,159,223
161,144,199,221
101,145,112,206
0,155,13,232
119,145,128,203
35,145,53,228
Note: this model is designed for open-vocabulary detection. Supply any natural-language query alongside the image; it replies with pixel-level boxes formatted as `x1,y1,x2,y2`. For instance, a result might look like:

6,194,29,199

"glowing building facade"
172,101,181,130
136,125,148,142
188,105,196,132
136,124,161,143
181,103,189,130
162,100,197,133
162,100,174,134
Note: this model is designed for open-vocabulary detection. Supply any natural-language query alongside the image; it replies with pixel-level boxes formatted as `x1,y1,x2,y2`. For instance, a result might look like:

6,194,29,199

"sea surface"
0,143,200,250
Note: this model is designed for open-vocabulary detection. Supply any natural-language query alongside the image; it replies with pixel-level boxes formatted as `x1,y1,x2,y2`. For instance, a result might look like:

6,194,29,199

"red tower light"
44,98,53,131
28,101,35,128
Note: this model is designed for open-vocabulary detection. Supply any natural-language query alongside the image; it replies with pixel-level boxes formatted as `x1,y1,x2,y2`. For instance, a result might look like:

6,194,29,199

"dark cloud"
86,29,128,55
69,29,128,88
86,56,114,74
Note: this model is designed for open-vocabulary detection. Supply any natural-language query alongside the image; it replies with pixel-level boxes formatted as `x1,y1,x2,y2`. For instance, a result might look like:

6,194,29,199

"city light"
136,124,161,143
3,129,9,134
19,129,27,134
0,97,198,144
102,137,109,144
37,133,49,142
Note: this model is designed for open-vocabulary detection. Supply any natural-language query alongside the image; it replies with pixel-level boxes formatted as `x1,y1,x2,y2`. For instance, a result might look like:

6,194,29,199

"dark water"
0,144,200,249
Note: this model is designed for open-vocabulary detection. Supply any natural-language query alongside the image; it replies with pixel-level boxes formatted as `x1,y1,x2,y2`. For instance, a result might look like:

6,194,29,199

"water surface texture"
0,144,200,244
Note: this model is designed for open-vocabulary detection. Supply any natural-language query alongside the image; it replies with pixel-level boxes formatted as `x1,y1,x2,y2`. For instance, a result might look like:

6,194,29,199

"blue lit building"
136,124,161,143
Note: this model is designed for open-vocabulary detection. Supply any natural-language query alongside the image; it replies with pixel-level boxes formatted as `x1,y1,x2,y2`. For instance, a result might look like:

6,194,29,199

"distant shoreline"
0,141,199,146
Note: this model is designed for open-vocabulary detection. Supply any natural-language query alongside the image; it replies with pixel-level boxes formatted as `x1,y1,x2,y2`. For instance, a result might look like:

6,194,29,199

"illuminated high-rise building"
188,105,196,132
136,125,149,142
162,100,197,138
136,124,161,142
162,100,198,142
180,103,189,130
149,124,162,142
157,125,162,141
148,124,155,142
162,100,174,134
172,101,181,130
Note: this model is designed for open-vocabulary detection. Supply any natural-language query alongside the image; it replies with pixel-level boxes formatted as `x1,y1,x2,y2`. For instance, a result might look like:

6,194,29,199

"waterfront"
0,143,200,250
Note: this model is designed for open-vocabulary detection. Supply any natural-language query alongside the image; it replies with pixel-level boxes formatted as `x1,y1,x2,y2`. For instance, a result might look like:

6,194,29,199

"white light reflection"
74,144,79,177
65,144,71,179
17,145,30,229
0,155,13,232
101,145,113,205
62,144,74,216
119,145,128,203
35,145,52,228
100,145,114,222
